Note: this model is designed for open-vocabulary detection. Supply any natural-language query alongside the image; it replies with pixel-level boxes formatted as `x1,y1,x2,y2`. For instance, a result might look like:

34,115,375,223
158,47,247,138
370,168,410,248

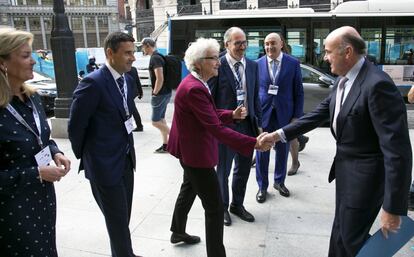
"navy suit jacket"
209,56,262,134
68,65,136,186
283,59,412,215
256,54,304,128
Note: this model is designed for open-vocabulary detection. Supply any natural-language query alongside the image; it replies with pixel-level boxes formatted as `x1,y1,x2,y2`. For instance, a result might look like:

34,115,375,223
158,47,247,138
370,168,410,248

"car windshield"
28,72,52,83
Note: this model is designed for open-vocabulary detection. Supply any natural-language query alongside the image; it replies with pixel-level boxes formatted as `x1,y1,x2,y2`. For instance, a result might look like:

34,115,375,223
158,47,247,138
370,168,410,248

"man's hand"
232,105,247,120
380,208,401,238
53,153,71,174
255,132,280,152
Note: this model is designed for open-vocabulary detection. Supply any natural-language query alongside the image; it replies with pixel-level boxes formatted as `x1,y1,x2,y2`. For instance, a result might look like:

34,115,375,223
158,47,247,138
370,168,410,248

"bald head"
323,26,366,76
264,32,283,59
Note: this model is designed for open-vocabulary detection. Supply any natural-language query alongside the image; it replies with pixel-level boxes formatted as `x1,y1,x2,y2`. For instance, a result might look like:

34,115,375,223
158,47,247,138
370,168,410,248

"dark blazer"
167,74,256,168
68,65,136,186
127,66,143,98
256,54,304,128
209,56,262,132
283,59,412,215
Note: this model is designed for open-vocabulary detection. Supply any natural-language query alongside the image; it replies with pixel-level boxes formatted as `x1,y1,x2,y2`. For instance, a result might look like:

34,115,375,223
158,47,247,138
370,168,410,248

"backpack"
158,53,182,90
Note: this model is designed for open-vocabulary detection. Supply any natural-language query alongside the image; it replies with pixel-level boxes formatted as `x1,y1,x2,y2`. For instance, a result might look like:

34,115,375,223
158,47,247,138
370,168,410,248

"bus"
168,0,414,92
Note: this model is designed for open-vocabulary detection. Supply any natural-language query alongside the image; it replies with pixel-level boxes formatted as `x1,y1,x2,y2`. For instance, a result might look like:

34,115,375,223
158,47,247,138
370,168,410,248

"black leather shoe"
170,232,201,244
288,161,300,176
256,189,267,203
229,205,255,222
224,210,232,226
298,135,309,152
273,183,290,197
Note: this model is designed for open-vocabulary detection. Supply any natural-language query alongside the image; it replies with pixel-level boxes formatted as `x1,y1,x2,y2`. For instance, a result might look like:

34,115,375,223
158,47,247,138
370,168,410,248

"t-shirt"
149,51,172,95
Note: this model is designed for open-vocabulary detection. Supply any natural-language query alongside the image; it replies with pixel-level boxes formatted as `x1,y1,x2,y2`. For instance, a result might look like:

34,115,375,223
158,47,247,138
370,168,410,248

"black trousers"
132,102,143,128
90,158,135,257
171,161,226,257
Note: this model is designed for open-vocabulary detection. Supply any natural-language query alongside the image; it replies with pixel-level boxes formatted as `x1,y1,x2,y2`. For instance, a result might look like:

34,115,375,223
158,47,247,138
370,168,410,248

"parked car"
132,52,151,86
27,71,57,115
301,63,335,113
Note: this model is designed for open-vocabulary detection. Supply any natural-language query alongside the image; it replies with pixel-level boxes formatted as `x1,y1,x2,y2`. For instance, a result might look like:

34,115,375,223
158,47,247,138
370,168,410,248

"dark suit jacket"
127,66,143,98
209,56,262,134
283,59,412,215
167,74,256,168
256,54,304,128
68,65,136,186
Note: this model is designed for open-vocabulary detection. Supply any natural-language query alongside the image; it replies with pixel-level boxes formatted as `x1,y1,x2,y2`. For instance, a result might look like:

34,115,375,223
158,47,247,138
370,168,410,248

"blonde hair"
0,28,36,108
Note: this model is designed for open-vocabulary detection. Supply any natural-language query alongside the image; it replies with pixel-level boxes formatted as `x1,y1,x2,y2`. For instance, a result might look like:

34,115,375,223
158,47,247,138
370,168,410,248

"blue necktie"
234,62,244,106
117,76,125,96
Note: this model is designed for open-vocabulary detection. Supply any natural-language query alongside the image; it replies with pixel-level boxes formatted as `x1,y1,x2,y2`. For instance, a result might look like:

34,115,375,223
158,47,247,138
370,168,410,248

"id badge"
35,146,52,167
125,117,135,134
237,89,245,101
268,84,279,95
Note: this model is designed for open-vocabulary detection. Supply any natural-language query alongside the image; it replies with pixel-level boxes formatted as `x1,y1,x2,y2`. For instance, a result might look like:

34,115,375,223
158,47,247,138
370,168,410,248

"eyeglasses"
232,40,248,47
201,56,220,61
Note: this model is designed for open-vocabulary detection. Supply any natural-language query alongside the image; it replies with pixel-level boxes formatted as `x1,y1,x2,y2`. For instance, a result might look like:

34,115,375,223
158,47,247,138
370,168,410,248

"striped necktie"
234,61,244,106
117,76,125,96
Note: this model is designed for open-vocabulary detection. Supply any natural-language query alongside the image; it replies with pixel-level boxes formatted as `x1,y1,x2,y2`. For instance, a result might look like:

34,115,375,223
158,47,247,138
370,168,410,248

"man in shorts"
141,37,172,153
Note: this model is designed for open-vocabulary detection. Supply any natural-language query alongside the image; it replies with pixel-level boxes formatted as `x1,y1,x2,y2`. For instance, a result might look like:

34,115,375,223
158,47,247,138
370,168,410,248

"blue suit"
209,56,262,209
68,65,137,257
255,54,304,190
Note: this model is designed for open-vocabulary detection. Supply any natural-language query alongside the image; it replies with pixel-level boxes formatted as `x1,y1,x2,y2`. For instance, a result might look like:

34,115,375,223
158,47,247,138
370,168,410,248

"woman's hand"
53,153,71,173
38,165,67,183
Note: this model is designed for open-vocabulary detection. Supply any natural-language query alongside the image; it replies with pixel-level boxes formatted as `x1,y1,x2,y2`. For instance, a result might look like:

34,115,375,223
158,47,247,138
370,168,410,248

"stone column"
200,0,219,14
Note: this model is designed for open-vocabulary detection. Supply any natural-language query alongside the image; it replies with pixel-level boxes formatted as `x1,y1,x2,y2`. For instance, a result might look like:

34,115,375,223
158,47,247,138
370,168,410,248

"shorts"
151,92,172,122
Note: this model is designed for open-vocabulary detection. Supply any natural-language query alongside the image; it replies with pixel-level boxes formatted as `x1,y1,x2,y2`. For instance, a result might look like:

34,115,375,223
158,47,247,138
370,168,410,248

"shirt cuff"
276,129,287,143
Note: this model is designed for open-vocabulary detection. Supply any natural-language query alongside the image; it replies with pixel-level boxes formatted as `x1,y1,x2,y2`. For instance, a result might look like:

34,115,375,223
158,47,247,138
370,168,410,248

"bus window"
385,28,414,64
313,28,329,66
361,28,381,65
287,29,307,63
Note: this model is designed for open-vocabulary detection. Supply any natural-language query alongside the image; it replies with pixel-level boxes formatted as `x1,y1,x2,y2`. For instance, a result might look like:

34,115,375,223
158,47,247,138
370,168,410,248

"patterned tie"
234,61,244,106
272,59,278,83
332,76,349,135
117,76,125,96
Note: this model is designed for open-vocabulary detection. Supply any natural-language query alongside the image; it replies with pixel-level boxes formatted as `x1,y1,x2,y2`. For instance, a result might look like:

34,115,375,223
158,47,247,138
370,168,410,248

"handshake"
254,132,280,152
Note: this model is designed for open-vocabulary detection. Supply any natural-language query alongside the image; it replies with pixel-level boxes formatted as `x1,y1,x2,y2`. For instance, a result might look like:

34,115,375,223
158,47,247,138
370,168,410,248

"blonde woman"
0,28,70,257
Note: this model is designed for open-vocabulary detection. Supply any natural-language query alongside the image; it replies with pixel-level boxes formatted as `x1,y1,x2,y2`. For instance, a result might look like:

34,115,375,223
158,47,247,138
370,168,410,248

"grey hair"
223,27,245,45
184,38,220,72
141,37,156,47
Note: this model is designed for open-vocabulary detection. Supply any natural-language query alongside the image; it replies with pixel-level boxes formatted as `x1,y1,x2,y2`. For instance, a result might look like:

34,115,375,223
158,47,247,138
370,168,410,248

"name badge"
125,117,135,134
268,84,279,95
237,89,245,101
35,146,52,167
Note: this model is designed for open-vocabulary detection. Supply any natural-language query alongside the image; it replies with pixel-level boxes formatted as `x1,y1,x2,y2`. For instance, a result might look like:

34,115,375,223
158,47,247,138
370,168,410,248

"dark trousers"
256,109,289,190
90,158,135,257
328,184,381,257
132,103,143,128
170,161,226,257
217,119,254,209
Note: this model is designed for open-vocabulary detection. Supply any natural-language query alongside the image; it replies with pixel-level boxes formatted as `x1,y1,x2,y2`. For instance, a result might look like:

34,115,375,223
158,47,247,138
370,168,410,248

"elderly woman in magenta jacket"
167,38,272,257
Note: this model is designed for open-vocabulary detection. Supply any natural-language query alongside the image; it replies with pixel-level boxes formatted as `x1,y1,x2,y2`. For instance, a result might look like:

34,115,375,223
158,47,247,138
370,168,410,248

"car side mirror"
319,76,333,87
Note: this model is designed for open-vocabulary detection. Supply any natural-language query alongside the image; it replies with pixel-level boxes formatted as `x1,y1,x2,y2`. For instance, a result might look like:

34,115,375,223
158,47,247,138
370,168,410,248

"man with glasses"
255,33,304,203
209,27,262,226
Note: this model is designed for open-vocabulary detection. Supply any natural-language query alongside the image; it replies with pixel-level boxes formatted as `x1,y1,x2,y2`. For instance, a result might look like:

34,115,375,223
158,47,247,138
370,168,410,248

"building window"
71,16,83,31
28,17,41,31
41,0,53,5
13,17,26,30
69,0,82,6
385,28,414,64
26,0,38,5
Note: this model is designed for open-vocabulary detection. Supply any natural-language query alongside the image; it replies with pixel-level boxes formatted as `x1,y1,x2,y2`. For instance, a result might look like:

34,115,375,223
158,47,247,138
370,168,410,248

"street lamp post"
50,0,78,137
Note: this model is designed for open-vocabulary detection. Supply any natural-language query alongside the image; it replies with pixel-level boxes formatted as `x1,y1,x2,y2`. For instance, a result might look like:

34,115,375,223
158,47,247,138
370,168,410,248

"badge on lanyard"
268,84,279,95
124,117,135,134
35,146,52,167
237,89,245,101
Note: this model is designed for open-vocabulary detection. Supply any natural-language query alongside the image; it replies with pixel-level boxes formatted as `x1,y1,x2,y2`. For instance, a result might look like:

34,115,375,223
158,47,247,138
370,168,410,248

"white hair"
184,38,220,72
223,27,245,45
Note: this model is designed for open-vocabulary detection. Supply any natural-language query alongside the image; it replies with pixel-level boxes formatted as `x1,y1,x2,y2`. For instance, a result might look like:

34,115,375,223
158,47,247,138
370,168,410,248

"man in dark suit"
255,33,304,203
269,26,412,256
127,66,144,132
209,27,262,226
68,32,142,257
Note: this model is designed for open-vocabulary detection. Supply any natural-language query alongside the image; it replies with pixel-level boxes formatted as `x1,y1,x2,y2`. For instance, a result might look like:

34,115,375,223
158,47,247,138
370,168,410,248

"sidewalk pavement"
53,102,414,257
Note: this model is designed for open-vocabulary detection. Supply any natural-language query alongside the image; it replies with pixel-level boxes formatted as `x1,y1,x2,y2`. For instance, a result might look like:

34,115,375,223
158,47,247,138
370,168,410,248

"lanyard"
6,97,43,148
115,77,130,117
270,61,280,85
